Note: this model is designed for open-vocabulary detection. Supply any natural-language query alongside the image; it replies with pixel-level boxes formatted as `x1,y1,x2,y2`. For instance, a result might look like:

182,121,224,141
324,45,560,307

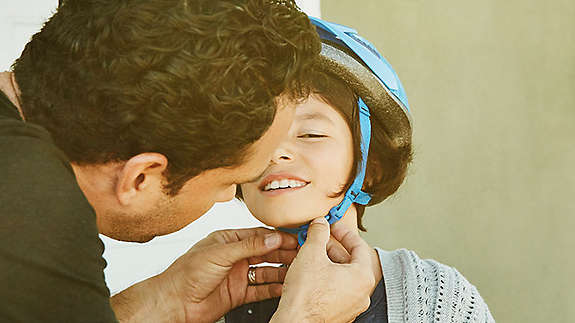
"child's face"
241,95,354,227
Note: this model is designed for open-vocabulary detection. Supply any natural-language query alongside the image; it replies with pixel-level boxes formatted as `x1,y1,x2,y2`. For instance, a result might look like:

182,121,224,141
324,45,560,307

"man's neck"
0,71,25,120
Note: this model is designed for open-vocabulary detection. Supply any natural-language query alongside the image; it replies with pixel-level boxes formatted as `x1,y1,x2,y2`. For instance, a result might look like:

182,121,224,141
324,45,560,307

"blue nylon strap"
278,98,373,245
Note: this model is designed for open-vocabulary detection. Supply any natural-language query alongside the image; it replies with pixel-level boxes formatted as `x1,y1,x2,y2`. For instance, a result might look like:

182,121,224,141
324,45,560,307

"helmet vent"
345,32,383,61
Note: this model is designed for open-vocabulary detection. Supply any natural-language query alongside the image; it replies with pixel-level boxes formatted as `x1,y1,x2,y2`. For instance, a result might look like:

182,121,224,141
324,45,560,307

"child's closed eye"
298,133,327,139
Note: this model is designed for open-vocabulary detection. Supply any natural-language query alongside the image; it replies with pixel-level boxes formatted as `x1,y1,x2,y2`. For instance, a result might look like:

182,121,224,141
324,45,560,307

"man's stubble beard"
98,195,178,243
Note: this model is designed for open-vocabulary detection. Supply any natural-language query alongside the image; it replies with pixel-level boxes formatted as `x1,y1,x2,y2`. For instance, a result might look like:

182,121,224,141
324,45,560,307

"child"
225,17,495,323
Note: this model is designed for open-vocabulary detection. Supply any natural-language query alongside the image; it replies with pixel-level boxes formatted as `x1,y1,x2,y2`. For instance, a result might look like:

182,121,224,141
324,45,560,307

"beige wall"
322,1,575,322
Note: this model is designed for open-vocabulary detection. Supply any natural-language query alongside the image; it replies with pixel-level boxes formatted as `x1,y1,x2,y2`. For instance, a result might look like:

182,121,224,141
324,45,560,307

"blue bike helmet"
312,17,412,146
279,17,413,245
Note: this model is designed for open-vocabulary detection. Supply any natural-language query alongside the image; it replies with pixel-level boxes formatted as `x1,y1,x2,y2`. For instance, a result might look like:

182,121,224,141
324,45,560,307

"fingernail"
312,217,327,224
264,233,280,248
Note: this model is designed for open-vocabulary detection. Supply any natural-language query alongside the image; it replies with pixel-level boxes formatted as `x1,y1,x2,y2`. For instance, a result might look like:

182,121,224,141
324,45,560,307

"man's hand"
111,227,298,323
271,217,375,323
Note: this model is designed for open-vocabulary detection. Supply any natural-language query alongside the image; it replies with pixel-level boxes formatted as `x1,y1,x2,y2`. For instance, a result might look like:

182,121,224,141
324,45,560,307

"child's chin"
254,209,322,228
273,218,316,229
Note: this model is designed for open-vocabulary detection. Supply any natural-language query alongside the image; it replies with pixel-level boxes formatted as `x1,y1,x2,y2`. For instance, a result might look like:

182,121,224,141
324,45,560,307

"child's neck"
337,204,360,232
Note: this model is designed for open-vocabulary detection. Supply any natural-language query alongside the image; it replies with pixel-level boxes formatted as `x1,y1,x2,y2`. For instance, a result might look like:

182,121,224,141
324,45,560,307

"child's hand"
271,217,375,323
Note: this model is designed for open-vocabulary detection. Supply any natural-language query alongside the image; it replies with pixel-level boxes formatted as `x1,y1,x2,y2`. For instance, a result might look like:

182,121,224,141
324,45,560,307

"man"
0,0,376,322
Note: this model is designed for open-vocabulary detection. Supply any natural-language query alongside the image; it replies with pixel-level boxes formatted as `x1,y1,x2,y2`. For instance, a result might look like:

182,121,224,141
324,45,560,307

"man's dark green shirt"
0,91,117,322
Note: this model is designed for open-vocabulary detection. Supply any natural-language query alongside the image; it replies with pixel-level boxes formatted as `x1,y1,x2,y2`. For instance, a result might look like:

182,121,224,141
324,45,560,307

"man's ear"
116,153,168,205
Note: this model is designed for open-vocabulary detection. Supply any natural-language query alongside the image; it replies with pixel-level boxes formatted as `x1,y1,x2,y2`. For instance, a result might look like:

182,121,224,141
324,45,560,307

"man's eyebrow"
298,111,334,125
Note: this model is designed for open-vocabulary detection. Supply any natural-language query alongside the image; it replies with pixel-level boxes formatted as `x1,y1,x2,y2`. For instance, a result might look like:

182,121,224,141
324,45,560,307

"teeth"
279,179,289,188
264,179,307,191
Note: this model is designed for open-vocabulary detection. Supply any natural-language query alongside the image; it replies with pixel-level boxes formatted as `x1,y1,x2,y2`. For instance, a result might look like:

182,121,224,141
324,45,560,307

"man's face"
108,100,296,242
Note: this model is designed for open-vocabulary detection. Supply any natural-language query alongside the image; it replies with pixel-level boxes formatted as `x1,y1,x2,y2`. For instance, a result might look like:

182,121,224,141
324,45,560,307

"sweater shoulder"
375,248,495,323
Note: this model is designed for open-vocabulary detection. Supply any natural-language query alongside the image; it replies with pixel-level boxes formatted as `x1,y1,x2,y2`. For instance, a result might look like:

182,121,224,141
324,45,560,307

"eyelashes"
297,133,328,139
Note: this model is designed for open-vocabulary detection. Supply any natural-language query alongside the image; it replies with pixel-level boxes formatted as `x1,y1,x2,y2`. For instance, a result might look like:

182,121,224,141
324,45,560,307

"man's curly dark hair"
12,0,320,194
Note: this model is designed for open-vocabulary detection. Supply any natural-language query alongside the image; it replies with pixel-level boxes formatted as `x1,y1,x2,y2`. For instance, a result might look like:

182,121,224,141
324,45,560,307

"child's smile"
259,173,310,196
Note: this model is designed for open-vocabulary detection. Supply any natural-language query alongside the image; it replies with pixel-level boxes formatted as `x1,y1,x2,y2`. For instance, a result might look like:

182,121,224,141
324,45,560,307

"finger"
276,232,298,250
192,227,274,249
303,217,330,253
251,266,288,285
329,219,351,243
326,234,351,264
330,221,371,266
209,227,275,244
244,283,283,304
216,228,299,250
248,249,297,265
210,231,285,267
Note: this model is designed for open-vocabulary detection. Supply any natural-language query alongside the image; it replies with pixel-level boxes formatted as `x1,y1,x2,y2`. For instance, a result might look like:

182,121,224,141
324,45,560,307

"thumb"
303,216,330,252
215,232,282,267
327,234,352,263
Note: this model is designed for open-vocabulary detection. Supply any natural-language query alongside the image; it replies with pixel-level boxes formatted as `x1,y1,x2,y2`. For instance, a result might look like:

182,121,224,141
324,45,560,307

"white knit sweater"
377,248,495,323
219,248,495,322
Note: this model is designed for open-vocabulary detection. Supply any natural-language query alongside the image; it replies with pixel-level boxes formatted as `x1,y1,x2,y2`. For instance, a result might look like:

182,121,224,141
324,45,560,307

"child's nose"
271,148,293,164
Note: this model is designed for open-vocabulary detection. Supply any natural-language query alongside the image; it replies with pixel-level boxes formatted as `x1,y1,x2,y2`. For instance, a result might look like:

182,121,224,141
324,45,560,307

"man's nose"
217,184,237,203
